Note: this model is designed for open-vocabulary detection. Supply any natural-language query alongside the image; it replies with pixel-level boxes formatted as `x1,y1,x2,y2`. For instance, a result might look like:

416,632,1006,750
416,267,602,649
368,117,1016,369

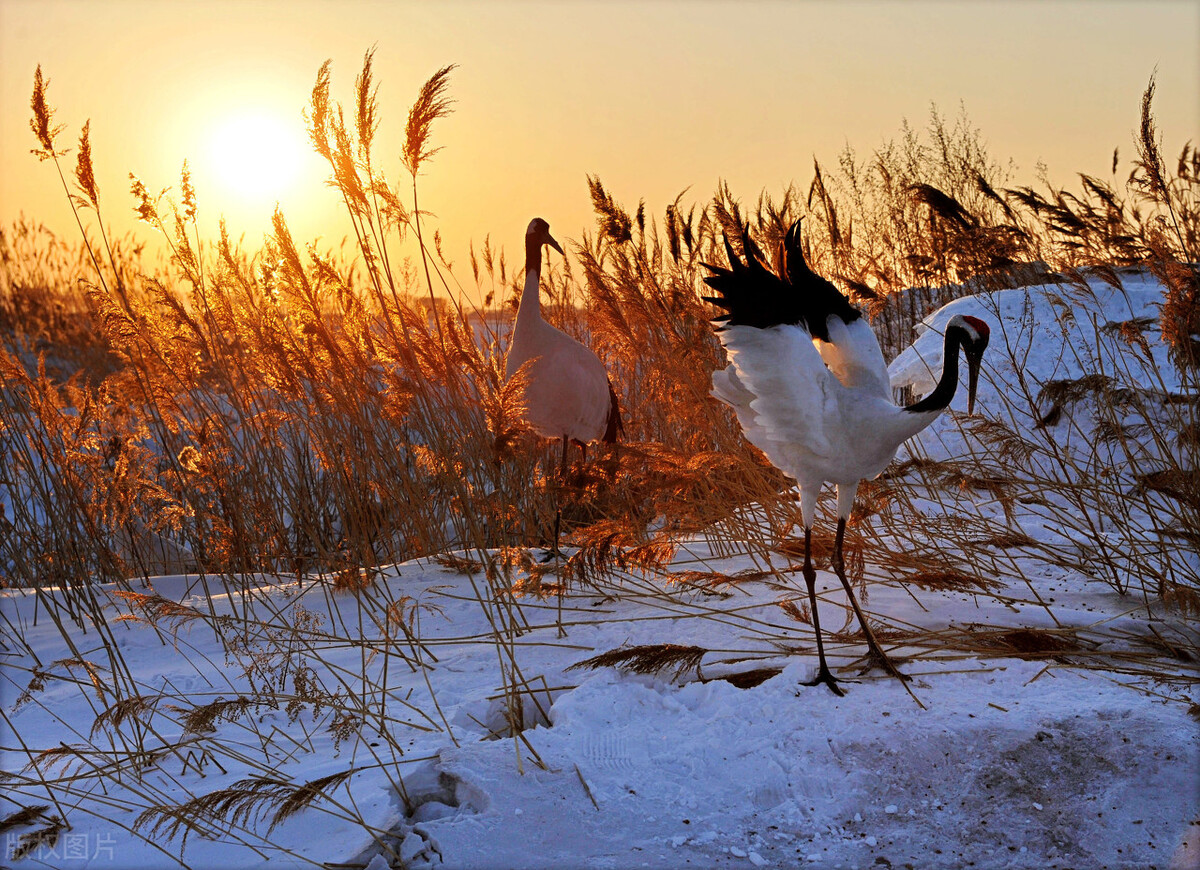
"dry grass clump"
568,643,709,681
0,221,123,380
131,768,360,853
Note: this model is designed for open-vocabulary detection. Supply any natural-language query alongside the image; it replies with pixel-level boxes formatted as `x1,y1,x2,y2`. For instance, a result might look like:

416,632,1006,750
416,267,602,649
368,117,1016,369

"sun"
206,110,305,207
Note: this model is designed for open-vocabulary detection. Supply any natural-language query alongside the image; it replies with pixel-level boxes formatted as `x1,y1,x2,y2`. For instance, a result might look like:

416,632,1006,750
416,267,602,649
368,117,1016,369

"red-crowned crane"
506,217,622,558
704,221,990,694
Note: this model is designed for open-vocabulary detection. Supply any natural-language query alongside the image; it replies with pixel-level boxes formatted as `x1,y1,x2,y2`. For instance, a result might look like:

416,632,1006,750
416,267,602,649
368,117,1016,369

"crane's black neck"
517,235,547,324
904,326,965,414
525,234,543,277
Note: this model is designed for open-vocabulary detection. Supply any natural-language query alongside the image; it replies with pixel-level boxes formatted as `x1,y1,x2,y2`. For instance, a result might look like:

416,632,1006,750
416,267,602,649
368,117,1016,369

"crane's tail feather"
703,225,802,330
603,378,623,444
704,220,861,340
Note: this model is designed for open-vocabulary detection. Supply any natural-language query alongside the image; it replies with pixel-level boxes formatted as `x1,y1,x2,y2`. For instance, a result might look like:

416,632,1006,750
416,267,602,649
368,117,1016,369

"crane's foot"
539,546,567,563
800,666,846,697
857,647,912,682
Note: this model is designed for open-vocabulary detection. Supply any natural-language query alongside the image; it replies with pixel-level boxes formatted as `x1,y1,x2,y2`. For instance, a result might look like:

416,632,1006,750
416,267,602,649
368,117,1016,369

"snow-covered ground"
2,270,1198,869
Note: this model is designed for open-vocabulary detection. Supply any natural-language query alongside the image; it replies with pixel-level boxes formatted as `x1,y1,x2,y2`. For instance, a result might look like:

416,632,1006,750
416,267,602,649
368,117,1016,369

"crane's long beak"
546,233,564,256
965,346,984,415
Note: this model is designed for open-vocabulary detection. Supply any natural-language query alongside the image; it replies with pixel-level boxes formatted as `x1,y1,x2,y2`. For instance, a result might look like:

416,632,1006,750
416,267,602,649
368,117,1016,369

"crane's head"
526,217,564,257
948,314,991,414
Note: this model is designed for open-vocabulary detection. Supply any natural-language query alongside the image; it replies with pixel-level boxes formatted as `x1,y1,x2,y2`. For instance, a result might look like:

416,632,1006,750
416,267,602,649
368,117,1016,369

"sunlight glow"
206,110,305,207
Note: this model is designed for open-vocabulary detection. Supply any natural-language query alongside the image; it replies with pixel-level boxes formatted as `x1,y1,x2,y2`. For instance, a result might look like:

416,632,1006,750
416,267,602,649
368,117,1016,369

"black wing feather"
704,220,860,341
783,221,860,339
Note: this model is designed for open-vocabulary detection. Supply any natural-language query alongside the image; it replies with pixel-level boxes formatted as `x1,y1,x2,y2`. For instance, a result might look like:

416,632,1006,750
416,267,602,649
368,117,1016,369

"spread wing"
712,323,838,462
817,316,891,399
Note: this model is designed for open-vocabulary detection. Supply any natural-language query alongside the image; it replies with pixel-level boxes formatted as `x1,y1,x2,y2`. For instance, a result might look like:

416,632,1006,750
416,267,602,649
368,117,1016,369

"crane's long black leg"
831,518,910,682
800,527,844,696
540,435,570,563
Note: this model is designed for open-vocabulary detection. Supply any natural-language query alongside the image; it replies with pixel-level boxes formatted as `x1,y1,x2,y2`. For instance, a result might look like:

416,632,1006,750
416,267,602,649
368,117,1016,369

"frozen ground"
2,270,1198,869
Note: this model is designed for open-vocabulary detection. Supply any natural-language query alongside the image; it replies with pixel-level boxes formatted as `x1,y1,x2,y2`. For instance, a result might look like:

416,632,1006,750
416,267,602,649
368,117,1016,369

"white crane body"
506,217,621,558
711,320,943,526
506,303,613,445
705,221,989,692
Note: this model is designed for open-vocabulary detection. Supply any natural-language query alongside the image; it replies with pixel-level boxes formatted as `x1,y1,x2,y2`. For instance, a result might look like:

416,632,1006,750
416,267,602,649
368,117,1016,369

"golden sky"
2,0,1197,292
